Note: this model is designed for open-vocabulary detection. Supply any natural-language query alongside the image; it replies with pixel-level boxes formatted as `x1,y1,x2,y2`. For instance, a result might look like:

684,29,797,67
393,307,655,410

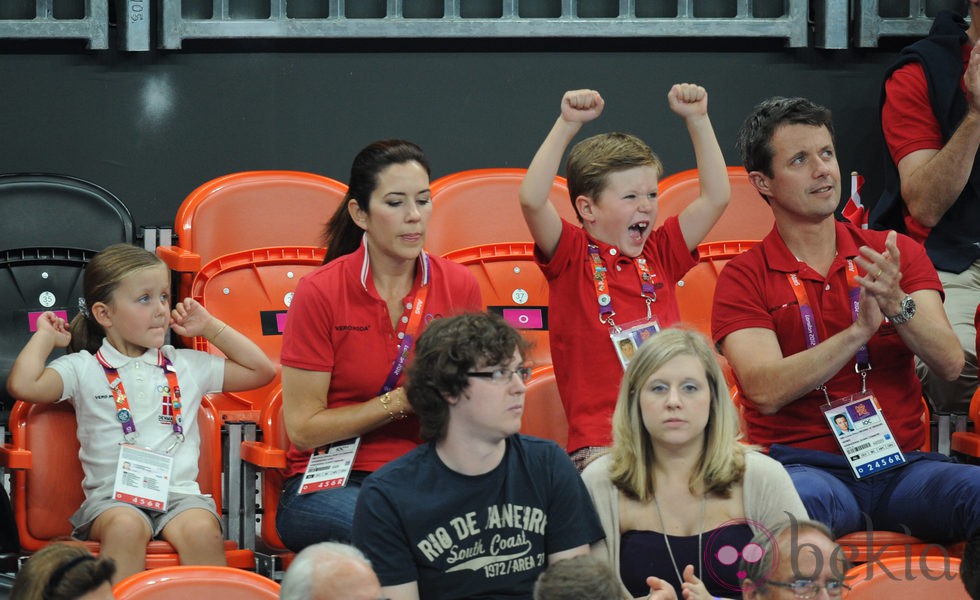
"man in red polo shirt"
870,4,980,415
712,96,979,551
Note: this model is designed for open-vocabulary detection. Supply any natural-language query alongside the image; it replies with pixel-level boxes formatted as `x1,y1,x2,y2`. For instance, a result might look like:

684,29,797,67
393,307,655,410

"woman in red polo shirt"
276,140,482,551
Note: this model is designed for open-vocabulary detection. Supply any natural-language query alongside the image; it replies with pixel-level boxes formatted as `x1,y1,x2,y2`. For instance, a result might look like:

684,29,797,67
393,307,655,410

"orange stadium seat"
0,397,254,569
521,365,568,449
655,166,773,243
113,565,279,599
950,386,980,458
676,240,756,388
184,246,325,419
443,242,551,366
676,240,757,337
427,168,577,256
950,305,980,458
843,555,968,599
156,171,346,333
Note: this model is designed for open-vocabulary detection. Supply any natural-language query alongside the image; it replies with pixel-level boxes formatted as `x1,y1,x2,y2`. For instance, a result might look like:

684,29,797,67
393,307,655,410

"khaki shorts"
70,493,221,540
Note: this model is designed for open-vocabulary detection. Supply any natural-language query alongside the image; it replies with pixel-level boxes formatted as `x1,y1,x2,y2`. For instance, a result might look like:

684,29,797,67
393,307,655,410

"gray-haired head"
280,542,382,600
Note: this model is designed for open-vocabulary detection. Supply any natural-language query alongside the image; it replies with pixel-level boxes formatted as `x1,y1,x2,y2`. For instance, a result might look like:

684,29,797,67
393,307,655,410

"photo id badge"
113,444,174,512
298,437,361,495
610,318,661,369
822,391,906,480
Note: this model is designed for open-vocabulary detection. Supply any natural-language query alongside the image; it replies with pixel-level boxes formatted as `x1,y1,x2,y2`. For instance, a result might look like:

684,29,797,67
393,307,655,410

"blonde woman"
582,327,807,599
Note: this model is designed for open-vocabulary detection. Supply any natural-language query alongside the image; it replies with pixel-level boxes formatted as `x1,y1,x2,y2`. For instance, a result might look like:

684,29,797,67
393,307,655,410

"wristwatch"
886,294,916,325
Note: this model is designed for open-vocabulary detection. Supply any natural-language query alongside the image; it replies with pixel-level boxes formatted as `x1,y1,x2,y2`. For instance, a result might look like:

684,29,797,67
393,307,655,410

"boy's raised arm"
669,84,730,251
520,89,604,261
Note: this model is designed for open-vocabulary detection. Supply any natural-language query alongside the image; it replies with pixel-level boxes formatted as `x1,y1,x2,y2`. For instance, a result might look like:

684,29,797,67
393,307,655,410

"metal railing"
0,0,108,49
853,0,945,47
159,0,810,48
0,0,961,50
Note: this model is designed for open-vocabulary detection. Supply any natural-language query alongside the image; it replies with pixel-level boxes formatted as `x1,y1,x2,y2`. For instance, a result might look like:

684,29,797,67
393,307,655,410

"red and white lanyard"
588,243,658,331
379,268,430,395
96,350,184,446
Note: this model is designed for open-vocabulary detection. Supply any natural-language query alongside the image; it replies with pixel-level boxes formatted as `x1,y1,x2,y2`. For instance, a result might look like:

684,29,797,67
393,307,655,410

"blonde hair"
565,132,664,223
68,243,167,354
607,326,748,501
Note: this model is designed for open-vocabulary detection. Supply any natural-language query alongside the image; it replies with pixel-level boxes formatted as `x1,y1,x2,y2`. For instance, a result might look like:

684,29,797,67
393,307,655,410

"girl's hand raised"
170,298,217,339
36,311,71,348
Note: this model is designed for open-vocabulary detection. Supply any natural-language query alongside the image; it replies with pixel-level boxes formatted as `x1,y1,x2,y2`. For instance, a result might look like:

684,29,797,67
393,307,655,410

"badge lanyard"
588,243,658,332
378,252,430,396
785,258,871,397
300,254,431,495
314,253,430,443
788,260,904,478
97,350,184,449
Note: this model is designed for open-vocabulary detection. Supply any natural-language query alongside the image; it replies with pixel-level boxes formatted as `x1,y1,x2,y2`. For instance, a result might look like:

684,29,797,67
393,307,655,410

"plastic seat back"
0,173,134,252
443,243,551,366
187,246,326,417
0,174,134,408
521,365,567,449
844,555,967,599
6,399,222,549
655,166,773,243
675,240,757,337
157,171,346,304
170,171,345,263
16,402,84,544
113,565,280,599
949,385,980,457
0,397,253,568
427,169,577,256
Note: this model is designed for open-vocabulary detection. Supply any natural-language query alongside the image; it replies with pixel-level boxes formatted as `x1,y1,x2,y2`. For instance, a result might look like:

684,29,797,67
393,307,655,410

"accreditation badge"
610,318,661,369
822,392,906,479
113,444,173,512
298,437,361,494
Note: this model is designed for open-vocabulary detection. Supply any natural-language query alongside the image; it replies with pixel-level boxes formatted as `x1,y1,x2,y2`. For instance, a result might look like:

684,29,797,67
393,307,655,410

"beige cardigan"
581,450,809,599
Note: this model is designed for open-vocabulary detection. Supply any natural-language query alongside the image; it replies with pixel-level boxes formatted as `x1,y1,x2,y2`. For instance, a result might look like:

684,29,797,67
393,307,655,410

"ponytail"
67,311,103,355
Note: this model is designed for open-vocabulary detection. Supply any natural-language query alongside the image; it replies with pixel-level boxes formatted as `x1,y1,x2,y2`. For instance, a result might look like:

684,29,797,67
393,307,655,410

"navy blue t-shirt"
352,435,605,600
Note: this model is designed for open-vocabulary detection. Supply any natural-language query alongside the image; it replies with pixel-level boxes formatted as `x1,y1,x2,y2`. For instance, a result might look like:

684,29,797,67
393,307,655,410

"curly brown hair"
407,312,528,442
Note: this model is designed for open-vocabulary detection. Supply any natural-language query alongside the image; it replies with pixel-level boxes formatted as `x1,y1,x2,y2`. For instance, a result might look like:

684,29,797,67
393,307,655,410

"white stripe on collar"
359,234,430,291
96,339,176,369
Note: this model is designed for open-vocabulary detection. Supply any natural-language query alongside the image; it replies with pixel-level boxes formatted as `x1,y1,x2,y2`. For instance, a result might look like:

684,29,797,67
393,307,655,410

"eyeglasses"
467,366,532,384
765,579,851,598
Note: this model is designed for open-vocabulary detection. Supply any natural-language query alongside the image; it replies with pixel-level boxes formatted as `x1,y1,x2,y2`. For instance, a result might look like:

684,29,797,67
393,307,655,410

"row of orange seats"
0,167,769,574
0,168,975,579
156,166,772,414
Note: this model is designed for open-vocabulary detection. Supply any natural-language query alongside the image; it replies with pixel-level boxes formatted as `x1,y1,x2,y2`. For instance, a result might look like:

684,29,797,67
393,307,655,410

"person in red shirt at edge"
712,96,980,558
871,3,980,416
519,86,730,470
276,140,482,551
